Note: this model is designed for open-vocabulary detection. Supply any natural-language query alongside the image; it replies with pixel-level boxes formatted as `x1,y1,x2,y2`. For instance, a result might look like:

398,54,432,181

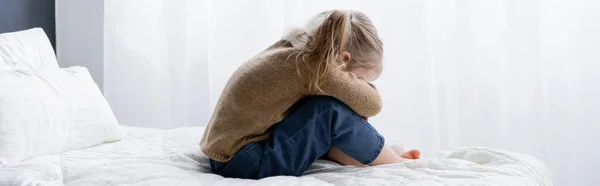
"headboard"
0,0,56,49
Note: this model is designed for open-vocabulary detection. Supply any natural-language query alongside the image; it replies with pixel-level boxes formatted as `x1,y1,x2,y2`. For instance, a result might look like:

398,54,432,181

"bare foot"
390,144,421,159
399,149,421,159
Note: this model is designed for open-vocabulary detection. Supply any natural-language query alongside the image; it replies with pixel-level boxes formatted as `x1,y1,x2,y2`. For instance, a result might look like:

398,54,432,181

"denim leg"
255,96,385,178
210,141,264,179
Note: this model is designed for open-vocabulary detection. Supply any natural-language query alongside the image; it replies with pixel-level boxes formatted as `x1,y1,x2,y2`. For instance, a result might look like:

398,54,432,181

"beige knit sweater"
200,41,382,162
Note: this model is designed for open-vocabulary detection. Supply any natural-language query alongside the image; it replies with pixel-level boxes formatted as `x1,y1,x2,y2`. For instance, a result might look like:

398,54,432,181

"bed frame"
0,0,56,49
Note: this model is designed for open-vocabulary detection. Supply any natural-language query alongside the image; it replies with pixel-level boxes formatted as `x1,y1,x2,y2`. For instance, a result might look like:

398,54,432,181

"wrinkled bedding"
0,126,552,186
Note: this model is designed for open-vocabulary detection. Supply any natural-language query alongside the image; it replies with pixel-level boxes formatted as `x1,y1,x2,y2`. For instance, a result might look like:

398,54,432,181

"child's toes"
410,150,421,159
401,149,421,159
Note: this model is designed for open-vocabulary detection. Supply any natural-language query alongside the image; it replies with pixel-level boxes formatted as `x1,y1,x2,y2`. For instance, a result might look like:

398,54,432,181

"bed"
0,4,552,186
1,126,551,186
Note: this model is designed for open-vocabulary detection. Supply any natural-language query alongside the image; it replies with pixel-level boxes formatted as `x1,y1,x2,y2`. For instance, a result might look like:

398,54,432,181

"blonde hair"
283,10,384,92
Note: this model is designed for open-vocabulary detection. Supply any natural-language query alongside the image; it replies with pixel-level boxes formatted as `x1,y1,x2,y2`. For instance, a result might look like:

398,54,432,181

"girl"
200,10,420,179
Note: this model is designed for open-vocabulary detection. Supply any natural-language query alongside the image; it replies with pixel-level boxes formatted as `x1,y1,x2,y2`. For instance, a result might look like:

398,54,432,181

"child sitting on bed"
200,10,420,179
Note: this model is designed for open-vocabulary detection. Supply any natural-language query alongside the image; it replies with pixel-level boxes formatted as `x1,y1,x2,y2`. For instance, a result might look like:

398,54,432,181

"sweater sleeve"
313,69,382,117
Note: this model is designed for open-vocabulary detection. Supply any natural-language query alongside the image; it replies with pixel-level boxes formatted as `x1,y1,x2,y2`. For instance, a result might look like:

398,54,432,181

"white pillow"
0,28,59,71
0,66,125,165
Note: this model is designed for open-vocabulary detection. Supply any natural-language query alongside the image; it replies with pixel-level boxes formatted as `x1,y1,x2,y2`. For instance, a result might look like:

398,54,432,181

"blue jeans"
210,96,385,179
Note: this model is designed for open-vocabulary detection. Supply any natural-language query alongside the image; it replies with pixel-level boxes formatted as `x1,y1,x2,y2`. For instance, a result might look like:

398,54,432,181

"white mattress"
0,126,552,186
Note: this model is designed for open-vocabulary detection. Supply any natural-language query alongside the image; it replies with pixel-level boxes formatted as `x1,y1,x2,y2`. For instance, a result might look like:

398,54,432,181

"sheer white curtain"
103,0,212,129
97,0,599,185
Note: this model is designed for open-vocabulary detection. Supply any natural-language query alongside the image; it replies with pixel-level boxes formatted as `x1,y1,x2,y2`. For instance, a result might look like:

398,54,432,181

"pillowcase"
0,28,59,71
0,66,125,165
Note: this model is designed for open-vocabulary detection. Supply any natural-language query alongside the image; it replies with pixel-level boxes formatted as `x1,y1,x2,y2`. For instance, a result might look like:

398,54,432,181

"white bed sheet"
0,126,552,186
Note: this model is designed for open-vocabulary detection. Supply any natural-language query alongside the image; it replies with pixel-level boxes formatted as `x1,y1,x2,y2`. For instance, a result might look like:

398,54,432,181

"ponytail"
303,10,352,92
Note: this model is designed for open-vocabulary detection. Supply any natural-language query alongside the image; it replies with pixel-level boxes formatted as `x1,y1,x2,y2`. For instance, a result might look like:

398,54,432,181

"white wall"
55,0,105,91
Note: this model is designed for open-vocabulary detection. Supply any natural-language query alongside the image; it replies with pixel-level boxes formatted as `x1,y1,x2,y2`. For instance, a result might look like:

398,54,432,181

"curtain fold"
90,0,599,184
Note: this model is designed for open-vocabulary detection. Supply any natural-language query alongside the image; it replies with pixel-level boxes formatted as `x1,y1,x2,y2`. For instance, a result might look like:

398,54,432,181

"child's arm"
314,69,382,117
